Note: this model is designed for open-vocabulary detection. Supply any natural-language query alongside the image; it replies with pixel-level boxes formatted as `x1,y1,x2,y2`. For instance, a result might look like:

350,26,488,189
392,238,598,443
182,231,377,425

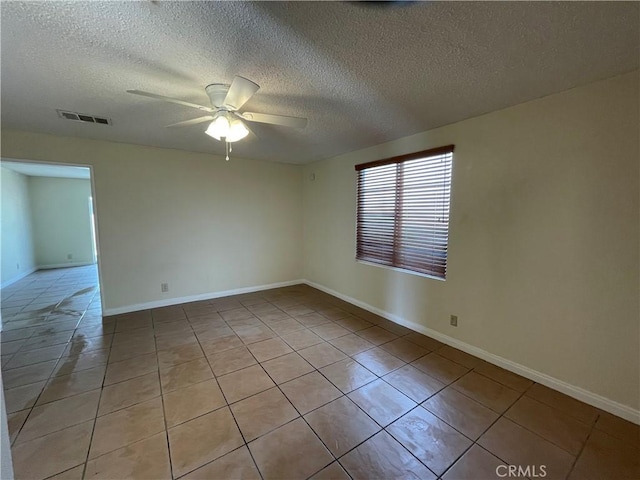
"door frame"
0,157,106,312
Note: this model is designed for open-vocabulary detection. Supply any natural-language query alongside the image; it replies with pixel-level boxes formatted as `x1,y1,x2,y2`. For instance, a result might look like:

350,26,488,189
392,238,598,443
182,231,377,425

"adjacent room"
1,162,98,281
0,160,101,328
0,2,638,480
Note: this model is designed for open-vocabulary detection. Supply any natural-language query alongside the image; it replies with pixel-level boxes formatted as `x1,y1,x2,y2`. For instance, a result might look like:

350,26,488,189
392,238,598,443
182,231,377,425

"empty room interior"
0,2,638,480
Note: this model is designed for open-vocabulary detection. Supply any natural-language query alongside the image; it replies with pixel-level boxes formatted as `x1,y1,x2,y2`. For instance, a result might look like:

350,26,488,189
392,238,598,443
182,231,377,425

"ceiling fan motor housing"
205,84,231,108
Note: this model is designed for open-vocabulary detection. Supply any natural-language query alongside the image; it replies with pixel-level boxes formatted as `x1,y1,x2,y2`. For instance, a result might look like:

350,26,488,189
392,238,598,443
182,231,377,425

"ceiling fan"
127,76,307,159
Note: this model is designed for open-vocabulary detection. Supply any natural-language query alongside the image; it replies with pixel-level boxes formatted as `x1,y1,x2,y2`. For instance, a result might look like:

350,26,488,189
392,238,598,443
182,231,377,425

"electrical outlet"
161,283,169,293
450,315,458,327
67,253,73,260
16,263,20,270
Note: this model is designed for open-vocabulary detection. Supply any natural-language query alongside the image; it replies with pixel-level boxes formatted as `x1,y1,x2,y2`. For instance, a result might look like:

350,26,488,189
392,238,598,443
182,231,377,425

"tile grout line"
234,302,426,478
152,308,180,480
205,296,350,478
466,375,598,461
79,332,111,480
2,271,104,477
432,385,530,479
183,303,262,477
6,276,624,480
251,342,341,479
18,322,552,480
565,413,601,479
189,302,266,480
305,331,546,479
6,294,104,450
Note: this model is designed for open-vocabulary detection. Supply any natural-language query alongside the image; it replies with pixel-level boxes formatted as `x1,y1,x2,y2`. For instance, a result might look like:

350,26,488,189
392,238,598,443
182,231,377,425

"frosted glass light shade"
205,113,249,142
227,119,249,142
205,115,229,140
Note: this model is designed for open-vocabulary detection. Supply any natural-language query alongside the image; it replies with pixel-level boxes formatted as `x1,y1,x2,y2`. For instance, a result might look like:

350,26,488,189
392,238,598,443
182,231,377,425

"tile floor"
1,266,639,479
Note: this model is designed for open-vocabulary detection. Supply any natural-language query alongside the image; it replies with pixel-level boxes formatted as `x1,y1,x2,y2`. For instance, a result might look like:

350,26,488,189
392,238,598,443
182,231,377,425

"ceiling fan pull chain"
225,140,230,161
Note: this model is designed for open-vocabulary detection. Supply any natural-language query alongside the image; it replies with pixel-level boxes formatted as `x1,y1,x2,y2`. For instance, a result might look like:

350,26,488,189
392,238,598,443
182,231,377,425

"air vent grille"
57,110,111,125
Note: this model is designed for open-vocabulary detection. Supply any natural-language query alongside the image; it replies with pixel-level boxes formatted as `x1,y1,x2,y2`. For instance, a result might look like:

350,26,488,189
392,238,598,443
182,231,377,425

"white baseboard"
0,266,38,289
103,279,305,316
304,279,640,425
37,262,94,270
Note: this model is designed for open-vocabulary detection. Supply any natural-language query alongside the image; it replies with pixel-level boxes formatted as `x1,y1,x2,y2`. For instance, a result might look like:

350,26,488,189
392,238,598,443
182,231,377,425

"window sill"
355,259,446,282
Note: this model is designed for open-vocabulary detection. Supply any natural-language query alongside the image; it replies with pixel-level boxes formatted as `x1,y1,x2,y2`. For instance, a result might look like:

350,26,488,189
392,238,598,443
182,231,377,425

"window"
355,145,454,279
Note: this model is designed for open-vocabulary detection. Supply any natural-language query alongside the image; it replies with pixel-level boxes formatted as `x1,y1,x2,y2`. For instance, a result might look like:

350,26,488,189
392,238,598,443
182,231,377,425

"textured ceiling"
1,1,638,164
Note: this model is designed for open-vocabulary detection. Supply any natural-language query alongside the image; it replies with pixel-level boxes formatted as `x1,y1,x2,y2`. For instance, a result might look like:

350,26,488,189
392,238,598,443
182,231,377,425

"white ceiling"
1,1,638,164
1,161,90,179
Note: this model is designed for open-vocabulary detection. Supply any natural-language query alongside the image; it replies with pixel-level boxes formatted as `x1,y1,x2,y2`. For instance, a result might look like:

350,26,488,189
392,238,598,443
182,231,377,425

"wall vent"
57,110,111,125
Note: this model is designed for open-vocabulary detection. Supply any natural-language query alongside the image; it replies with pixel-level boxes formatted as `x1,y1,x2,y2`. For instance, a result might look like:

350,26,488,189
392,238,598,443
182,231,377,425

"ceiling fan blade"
241,112,307,128
165,115,214,128
127,90,214,112
223,76,260,110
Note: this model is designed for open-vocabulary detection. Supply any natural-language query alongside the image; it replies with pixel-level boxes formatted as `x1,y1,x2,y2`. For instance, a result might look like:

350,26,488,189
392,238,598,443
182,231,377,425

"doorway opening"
0,159,104,329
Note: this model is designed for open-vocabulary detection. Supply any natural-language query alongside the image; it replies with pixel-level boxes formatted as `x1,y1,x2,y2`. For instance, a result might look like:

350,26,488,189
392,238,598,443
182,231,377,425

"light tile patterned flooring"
1,266,638,479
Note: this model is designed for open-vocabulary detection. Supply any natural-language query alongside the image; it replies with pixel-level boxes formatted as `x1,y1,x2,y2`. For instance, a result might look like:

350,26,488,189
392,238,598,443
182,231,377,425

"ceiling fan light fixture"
227,117,249,142
205,114,229,140
205,112,249,143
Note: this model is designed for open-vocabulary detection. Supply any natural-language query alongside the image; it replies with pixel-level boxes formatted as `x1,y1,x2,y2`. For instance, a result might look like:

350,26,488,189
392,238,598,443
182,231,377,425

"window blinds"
355,145,454,278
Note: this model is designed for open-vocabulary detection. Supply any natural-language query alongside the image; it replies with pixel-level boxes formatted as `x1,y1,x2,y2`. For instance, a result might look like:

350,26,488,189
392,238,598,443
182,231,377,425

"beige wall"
29,176,94,268
0,167,36,287
302,72,639,412
0,134,304,312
